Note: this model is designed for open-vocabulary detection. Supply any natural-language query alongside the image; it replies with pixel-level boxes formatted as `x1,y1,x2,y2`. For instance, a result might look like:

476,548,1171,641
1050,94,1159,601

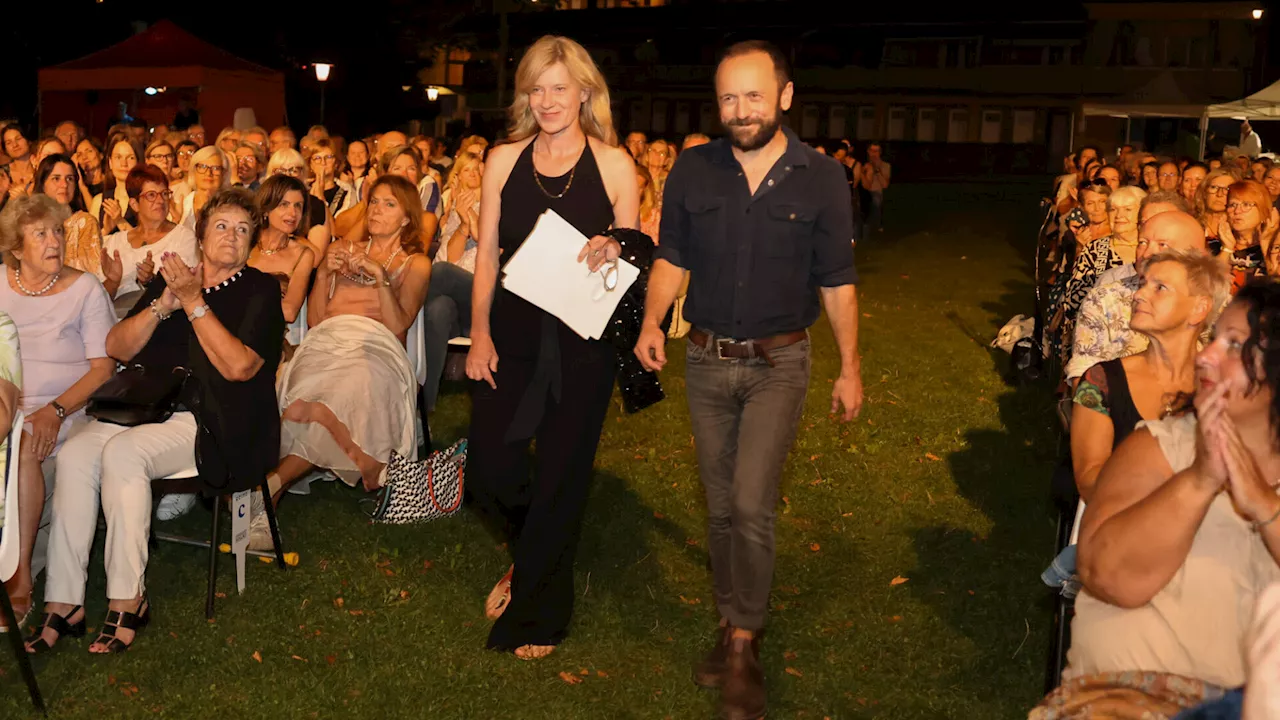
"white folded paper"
501,209,638,340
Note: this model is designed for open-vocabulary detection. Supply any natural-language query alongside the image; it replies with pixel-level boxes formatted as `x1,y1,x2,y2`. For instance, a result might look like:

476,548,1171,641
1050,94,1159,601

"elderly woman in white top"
424,151,482,412
0,195,116,629
102,165,199,302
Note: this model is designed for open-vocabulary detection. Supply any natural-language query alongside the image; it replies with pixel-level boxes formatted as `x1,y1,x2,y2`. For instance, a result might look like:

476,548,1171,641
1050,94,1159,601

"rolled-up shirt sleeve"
654,155,692,269
810,162,858,287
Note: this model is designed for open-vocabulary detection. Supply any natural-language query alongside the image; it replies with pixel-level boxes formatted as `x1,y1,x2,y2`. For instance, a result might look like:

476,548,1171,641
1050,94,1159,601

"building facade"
439,1,1268,175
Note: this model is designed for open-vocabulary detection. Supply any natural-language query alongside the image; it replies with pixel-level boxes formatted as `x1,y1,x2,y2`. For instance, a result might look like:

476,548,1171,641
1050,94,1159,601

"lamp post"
314,63,333,125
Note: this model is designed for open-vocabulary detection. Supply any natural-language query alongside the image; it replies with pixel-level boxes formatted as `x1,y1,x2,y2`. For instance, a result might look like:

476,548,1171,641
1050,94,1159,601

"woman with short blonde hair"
178,146,230,228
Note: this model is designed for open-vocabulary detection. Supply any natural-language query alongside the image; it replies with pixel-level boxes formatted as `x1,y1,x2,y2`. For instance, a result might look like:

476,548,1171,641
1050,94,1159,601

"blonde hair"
1107,185,1147,211
507,36,616,145
186,146,232,192
444,151,483,199
0,194,71,268
636,165,657,217
267,148,307,181
1140,247,1231,328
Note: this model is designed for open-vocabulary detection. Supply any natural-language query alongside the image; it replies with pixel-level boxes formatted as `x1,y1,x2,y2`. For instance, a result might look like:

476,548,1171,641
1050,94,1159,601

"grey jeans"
685,334,811,631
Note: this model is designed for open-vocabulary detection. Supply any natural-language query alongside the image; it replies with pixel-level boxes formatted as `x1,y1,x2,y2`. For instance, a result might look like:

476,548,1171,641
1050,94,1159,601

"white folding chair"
0,411,44,712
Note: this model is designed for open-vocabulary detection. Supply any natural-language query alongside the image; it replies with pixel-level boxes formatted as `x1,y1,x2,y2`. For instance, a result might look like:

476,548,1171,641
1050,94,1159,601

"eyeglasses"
178,149,196,158
590,259,619,302
147,152,174,161
1208,184,1232,195
1228,201,1258,212
139,190,173,203
275,166,303,177
194,163,224,175
312,154,335,163
1158,171,1179,178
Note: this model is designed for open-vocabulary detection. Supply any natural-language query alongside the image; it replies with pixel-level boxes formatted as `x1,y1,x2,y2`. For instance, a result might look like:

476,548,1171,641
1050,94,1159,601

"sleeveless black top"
1099,358,1143,448
492,139,615,440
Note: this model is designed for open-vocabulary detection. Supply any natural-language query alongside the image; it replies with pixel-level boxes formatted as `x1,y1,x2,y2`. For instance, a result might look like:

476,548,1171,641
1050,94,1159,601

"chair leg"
0,588,45,713
259,481,287,570
206,495,220,620
417,384,432,453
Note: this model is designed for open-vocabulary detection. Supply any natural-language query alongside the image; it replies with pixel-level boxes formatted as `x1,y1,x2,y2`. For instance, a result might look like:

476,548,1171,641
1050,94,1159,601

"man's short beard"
722,111,782,152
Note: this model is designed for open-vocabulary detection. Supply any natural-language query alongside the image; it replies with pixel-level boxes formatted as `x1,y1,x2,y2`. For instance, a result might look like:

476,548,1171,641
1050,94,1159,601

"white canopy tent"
1080,72,1280,158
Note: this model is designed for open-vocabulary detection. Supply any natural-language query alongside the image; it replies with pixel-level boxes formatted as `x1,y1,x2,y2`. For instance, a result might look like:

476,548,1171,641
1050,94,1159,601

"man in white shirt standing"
860,141,891,234
1241,120,1263,159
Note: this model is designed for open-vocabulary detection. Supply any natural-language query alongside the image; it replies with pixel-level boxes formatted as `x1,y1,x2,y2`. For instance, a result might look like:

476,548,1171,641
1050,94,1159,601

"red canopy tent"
38,21,285,139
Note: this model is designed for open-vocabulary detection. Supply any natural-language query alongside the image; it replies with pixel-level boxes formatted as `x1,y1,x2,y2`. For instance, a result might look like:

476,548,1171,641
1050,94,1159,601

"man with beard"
634,40,863,720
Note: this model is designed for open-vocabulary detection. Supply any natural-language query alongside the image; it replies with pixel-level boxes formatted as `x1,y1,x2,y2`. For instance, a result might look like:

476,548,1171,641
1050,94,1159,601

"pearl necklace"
15,268,59,296
204,269,244,295
338,238,401,286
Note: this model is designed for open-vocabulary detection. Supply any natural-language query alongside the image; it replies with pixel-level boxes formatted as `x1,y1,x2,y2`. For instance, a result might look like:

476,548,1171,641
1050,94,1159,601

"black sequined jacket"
601,227,666,413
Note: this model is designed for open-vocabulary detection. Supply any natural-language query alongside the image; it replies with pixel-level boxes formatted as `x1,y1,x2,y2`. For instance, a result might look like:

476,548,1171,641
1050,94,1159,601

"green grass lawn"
0,182,1063,719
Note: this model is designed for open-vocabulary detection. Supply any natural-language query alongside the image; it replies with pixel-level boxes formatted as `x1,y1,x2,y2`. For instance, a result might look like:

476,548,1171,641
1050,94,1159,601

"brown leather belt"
688,327,806,366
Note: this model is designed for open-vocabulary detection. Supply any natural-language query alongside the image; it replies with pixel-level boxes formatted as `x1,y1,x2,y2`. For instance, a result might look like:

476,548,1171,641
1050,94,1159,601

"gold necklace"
531,138,583,200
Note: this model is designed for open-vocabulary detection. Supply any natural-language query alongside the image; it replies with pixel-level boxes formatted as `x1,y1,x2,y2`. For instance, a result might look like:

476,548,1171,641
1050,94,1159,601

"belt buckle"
715,337,734,360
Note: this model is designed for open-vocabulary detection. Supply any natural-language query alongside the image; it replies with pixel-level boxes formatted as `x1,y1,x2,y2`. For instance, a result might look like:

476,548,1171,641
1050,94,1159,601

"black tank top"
1100,358,1142,449
492,138,614,360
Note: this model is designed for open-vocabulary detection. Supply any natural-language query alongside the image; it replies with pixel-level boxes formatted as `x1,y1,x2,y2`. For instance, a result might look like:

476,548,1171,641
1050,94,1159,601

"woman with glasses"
173,140,197,182
643,139,673,199
143,140,175,183
178,146,231,230
102,165,198,301
89,136,144,235
33,154,108,292
304,139,348,220
1196,167,1246,253
1220,180,1278,291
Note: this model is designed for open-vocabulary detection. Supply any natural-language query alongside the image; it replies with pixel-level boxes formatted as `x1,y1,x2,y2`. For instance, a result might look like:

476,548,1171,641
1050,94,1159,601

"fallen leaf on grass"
318,560,329,571
841,512,853,517
376,559,392,568
291,655,308,662
597,670,609,678
809,543,821,552
653,511,664,519
399,590,411,600
326,655,337,666
348,610,365,617
422,560,433,571
558,671,583,685
579,668,589,676
678,595,703,605
168,632,179,639
333,597,345,609
381,568,396,577
785,667,803,677
924,453,941,462
214,592,227,599
887,615,903,623
685,539,699,547
252,651,263,663
108,675,117,686
968,590,976,596
890,576,909,586
784,651,798,660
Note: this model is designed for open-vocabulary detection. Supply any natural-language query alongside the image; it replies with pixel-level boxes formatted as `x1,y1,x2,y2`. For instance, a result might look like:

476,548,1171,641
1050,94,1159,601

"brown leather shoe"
719,633,766,720
693,623,733,688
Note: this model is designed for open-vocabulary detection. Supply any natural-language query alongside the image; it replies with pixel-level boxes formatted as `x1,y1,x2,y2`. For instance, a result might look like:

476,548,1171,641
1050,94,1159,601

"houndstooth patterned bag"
371,439,467,524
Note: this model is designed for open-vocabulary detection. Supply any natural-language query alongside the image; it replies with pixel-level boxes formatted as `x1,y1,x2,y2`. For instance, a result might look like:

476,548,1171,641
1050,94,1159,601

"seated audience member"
335,147,439,251
0,195,116,629
1220,180,1277,290
682,133,710,151
269,175,431,545
1035,281,1280,717
1066,198,1199,382
143,140,175,186
178,146,231,229
1050,185,1145,368
89,136,143,236
1253,159,1272,184
267,148,331,262
1156,161,1180,193
304,138,348,219
249,175,317,345
424,152,481,412
1071,249,1227,502
1139,160,1160,192
1,126,33,193
1097,166,1122,192
269,127,296,154
33,154,105,288
1181,162,1208,207
233,142,265,192
25,188,283,655
1197,166,1246,251
101,165,199,302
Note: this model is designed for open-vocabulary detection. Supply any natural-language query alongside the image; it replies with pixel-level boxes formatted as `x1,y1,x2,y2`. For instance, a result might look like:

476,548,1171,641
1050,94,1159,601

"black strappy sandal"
91,597,150,654
24,605,86,654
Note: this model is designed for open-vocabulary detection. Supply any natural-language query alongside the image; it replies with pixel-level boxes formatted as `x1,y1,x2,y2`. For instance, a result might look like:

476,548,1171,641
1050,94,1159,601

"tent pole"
1125,116,1131,145
1198,113,1208,161
1068,110,1076,152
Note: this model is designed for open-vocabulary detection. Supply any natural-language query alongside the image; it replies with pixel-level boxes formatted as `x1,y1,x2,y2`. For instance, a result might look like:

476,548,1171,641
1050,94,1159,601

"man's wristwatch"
50,401,66,420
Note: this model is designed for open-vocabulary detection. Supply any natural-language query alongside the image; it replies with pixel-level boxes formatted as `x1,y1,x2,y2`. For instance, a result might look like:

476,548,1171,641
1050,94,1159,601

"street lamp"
314,63,333,124
1253,8,1264,20
426,86,440,102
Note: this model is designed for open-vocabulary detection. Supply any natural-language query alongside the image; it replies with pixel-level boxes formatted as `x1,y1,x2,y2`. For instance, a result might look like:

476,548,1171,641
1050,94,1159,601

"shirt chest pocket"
685,195,727,253
762,202,817,257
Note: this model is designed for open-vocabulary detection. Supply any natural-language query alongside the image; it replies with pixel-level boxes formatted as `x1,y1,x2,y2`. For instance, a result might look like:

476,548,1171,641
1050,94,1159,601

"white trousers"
44,413,196,605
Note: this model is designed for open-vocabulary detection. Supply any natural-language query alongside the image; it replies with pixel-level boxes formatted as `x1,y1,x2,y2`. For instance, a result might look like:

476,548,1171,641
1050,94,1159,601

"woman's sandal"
515,644,556,661
90,597,151,654
484,565,514,621
24,606,86,654
0,594,33,634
